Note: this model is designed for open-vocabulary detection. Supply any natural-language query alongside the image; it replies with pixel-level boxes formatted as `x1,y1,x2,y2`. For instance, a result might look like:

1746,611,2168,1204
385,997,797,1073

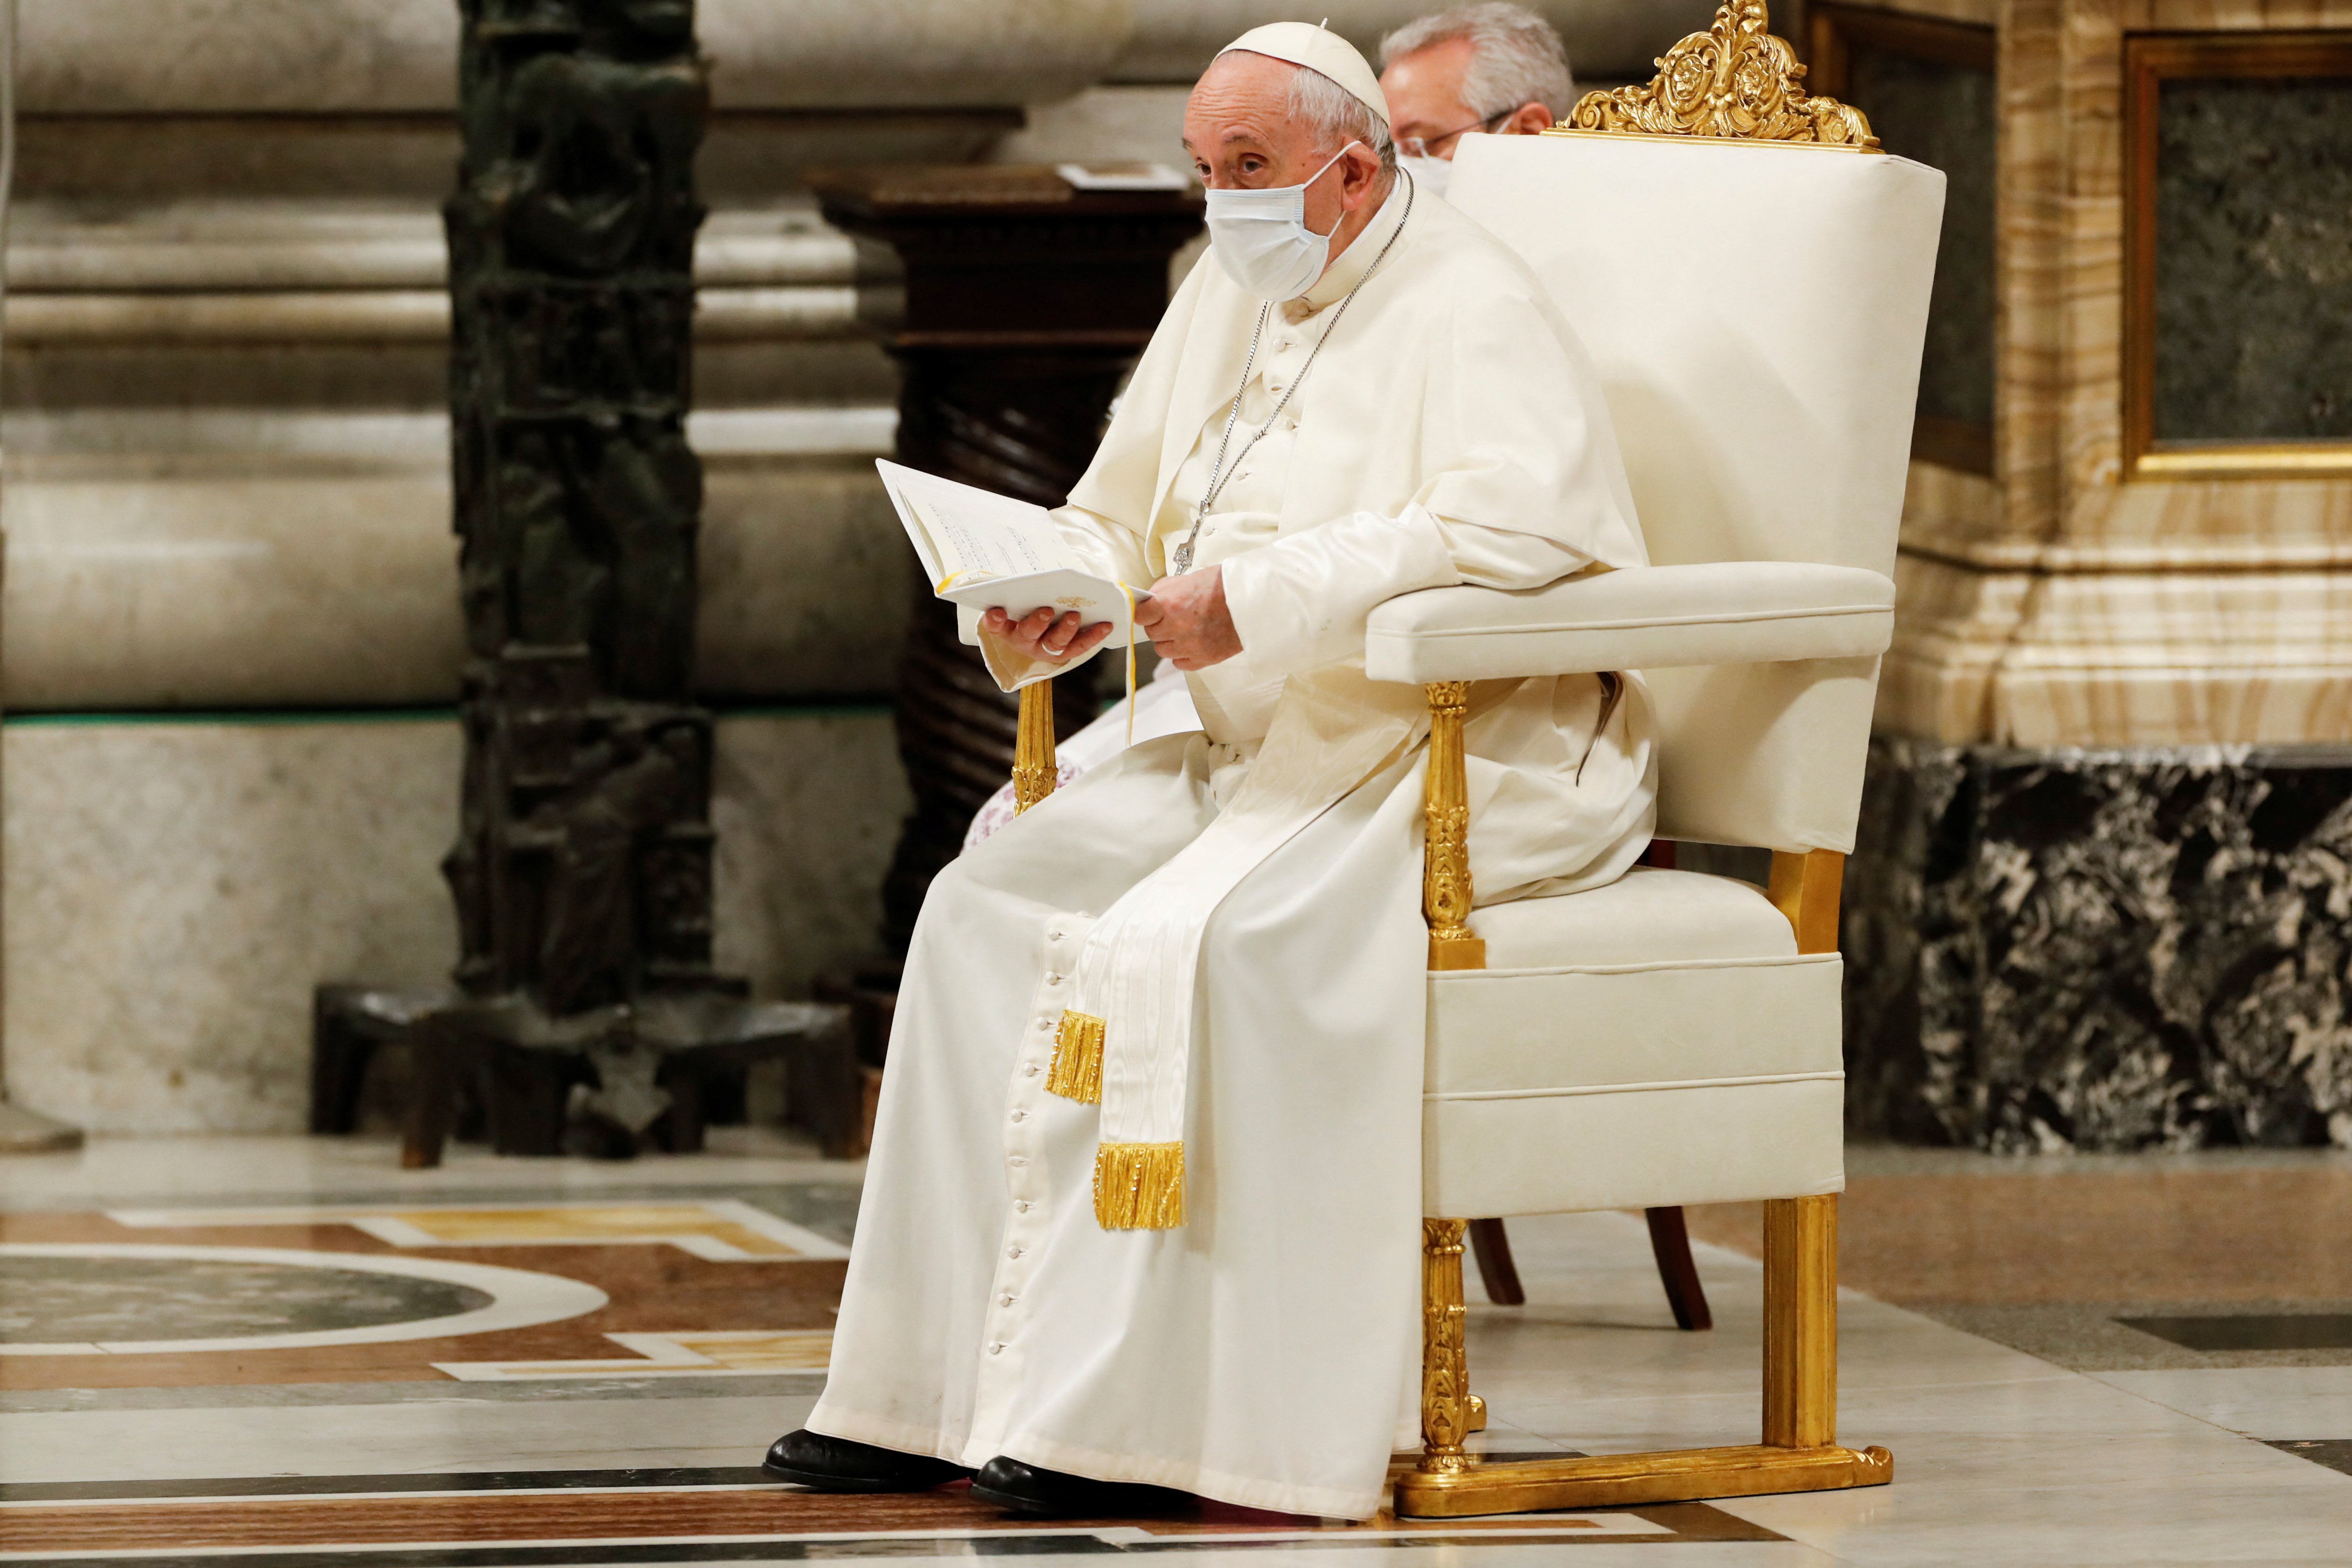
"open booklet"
876,459,1147,643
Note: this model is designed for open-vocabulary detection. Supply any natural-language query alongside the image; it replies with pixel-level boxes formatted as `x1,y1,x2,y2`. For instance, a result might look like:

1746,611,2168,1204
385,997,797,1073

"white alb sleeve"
1216,504,1461,680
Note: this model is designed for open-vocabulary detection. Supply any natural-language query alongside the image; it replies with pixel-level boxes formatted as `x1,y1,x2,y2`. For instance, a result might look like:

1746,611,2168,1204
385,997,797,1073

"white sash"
1050,668,1425,1228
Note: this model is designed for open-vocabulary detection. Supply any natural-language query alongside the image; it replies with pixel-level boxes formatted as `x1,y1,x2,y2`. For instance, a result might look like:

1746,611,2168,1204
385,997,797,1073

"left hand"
981,605,1112,666
1134,565,1242,671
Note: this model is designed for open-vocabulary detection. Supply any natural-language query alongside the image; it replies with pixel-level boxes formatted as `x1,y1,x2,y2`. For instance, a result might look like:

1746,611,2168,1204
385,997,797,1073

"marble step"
6,199,868,295
2,408,909,710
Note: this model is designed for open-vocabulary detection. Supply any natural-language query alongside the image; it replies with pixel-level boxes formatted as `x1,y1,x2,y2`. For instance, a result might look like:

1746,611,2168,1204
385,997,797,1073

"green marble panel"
1848,46,1998,432
0,1256,490,1344
2155,77,2352,443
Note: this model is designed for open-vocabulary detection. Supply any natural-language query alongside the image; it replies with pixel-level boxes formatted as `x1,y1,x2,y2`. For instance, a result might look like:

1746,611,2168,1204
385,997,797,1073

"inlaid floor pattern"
3,1133,2347,1566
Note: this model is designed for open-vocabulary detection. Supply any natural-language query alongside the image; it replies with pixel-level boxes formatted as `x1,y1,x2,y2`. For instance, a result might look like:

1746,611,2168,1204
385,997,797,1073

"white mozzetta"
1366,561,1896,681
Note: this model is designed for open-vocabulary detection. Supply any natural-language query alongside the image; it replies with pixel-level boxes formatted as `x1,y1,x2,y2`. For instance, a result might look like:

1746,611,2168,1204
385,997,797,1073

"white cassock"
808,175,1656,1520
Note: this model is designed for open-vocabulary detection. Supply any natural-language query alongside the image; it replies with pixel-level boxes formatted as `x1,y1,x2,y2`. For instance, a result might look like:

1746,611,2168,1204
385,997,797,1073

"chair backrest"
1448,96,1942,854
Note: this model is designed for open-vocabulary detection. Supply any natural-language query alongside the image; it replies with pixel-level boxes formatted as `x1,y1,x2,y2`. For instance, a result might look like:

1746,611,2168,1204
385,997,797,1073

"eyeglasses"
1396,106,1523,159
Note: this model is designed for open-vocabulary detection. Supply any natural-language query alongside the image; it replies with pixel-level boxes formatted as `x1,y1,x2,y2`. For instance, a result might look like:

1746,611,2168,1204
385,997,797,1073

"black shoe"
761,1429,973,1493
968,1455,1195,1518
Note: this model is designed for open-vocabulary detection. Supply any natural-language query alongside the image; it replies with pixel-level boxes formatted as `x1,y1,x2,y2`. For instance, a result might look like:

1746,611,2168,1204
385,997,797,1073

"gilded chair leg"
1396,1195,1890,1516
1763,1193,1838,1448
1418,1218,1473,1473
1422,683,1485,971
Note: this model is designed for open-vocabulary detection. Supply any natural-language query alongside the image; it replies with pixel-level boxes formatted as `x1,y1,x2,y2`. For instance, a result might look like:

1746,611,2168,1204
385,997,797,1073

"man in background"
1378,2,1577,196
959,3,1588,851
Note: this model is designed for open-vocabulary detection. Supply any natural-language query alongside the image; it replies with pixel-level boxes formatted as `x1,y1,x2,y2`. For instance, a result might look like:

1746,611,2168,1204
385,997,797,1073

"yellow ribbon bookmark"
1120,583,1142,746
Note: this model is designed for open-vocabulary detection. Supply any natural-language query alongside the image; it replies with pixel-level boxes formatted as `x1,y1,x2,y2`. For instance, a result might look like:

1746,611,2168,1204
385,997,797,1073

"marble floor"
3,1130,2348,1565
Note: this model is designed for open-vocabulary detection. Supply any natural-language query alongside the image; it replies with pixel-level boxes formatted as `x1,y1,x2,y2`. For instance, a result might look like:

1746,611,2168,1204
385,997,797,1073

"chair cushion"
1473,865,1795,968
1424,868,1845,1216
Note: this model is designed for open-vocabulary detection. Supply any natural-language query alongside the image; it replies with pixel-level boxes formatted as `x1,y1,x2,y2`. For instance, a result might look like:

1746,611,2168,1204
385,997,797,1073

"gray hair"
1378,3,1576,124
1285,61,1399,175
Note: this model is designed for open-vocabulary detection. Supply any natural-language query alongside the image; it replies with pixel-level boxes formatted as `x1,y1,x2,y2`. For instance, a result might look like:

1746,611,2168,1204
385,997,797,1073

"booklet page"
877,460,1079,589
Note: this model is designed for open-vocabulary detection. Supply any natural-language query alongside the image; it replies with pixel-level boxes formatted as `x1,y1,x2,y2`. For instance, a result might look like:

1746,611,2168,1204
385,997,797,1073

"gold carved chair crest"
1566,0,1878,147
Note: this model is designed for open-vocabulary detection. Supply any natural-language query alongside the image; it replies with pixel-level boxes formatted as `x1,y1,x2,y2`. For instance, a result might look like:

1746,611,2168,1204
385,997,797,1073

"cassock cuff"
1219,505,1461,680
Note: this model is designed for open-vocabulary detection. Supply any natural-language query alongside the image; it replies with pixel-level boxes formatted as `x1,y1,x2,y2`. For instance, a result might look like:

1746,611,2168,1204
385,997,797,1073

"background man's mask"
1396,152,1451,199
1204,142,1361,302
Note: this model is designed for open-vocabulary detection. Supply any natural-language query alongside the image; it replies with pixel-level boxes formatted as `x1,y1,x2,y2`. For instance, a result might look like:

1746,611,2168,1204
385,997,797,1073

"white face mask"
1397,153,1451,200
1203,142,1358,302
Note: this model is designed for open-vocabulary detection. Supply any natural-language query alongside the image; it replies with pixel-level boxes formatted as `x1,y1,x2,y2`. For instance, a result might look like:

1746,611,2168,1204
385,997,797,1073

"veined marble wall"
1854,0,2352,746
1825,0,2352,1149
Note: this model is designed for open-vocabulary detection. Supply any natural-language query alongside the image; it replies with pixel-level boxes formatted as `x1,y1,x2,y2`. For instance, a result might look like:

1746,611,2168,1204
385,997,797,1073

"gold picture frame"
2122,32,2352,481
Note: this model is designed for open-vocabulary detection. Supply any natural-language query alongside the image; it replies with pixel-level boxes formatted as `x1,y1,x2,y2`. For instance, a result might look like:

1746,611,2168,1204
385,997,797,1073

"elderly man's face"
1380,35,1557,157
1184,51,1384,242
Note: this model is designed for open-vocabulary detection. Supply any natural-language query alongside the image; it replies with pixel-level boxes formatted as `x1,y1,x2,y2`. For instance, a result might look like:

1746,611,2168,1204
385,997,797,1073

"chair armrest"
1364,561,1896,683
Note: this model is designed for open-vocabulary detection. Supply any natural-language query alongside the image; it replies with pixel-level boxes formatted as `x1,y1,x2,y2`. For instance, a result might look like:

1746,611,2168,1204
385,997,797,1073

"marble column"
1814,0,2352,1149
0,0,80,1154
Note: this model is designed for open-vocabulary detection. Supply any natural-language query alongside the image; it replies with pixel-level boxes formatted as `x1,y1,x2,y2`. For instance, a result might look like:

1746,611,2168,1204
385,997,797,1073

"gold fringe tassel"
1093,1140,1186,1230
1045,1010,1105,1103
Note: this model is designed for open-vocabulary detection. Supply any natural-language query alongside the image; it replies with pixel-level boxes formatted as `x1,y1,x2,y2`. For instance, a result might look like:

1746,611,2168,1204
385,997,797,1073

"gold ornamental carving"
1564,0,1878,149
1418,1218,1474,1472
1421,683,1486,971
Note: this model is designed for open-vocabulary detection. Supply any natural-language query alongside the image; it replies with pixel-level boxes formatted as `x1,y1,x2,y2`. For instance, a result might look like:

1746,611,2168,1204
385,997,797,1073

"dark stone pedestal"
314,4,870,1165
1844,738,2352,1151
806,165,1204,953
313,986,859,1163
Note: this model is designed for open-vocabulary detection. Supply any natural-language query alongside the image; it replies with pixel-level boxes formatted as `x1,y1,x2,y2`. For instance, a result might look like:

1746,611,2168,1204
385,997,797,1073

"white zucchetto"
1216,21,1391,130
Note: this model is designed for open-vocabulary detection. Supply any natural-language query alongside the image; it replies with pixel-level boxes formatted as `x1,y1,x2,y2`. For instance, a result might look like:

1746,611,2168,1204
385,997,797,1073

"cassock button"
1024,1064,1040,1077
1000,1293,1016,1306
1011,1109,1027,1122
1015,1200,1032,1212
989,1341,1005,1354
1008,1246,1025,1258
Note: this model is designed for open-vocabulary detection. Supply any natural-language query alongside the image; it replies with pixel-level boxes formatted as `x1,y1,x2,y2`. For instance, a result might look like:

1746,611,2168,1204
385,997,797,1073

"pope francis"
765,22,1656,1522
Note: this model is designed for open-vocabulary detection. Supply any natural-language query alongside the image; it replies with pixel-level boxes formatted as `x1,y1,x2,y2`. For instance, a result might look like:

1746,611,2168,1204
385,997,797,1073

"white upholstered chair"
1369,3,1945,1517
1001,0,1940,1521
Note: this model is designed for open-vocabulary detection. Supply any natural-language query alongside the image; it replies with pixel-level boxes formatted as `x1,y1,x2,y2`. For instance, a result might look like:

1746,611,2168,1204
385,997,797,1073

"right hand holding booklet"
876,460,1144,646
